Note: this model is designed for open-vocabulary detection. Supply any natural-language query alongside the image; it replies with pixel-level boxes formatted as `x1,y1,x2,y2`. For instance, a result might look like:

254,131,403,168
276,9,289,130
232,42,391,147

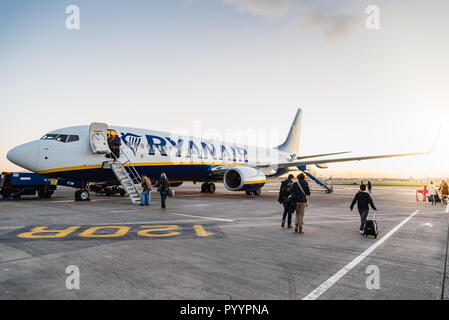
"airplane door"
89,123,110,154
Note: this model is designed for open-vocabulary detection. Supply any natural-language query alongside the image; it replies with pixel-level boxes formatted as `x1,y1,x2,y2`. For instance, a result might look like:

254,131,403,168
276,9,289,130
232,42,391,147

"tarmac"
0,182,448,300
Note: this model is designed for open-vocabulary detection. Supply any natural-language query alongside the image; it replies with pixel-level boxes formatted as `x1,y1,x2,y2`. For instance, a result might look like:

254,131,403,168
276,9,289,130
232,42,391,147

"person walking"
427,181,437,205
367,181,372,193
157,172,170,210
278,174,295,229
290,173,311,234
350,184,377,234
140,174,152,206
439,180,448,204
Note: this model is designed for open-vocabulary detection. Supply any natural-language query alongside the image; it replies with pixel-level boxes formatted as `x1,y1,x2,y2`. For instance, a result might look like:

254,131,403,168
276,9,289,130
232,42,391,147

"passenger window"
67,135,79,143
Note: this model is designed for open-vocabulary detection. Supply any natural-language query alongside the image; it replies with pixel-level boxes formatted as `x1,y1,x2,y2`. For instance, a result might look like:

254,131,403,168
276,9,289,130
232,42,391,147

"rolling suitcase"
363,211,378,238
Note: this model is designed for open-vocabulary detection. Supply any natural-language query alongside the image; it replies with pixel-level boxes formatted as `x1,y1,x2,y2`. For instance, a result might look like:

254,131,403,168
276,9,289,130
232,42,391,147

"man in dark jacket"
350,184,377,233
278,174,295,229
290,173,311,234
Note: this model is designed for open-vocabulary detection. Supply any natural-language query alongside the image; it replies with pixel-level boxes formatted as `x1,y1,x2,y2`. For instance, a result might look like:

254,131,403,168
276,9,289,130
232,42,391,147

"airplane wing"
295,151,351,160
258,151,428,169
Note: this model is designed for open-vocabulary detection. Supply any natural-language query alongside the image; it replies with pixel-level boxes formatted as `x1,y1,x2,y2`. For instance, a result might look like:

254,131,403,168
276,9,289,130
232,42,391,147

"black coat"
157,178,169,195
350,191,377,212
290,180,311,203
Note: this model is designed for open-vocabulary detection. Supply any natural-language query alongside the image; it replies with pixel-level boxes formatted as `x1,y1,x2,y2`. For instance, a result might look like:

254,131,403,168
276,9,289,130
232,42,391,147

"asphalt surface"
0,182,448,300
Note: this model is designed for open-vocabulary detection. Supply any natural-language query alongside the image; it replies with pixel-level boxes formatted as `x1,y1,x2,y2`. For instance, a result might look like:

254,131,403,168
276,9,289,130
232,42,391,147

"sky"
0,0,448,179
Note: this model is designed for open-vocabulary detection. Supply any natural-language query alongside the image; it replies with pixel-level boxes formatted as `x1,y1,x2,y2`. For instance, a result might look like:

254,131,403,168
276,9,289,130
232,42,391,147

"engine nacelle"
223,166,266,191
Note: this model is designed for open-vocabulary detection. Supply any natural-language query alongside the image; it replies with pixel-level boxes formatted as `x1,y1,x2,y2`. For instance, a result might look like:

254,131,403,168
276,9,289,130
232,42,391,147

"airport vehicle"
0,172,57,199
0,172,81,199
6,109,426,204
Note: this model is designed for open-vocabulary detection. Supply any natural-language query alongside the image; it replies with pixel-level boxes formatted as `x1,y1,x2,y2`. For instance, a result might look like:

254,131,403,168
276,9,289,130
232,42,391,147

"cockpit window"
55,135,68,142
67,135,79,143
40,134,72,143
41,134,58,141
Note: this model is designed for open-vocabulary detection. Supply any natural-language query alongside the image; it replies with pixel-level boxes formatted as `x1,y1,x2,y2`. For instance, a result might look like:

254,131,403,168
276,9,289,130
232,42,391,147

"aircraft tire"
253,188,261,196
79,190,90,201
208,183,216,193
201,183,208,193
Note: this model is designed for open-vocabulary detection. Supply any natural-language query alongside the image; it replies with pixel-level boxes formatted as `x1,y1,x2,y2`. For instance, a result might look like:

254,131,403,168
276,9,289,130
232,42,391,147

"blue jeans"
282,203,293,226
141,190,151,205
359,209,369,231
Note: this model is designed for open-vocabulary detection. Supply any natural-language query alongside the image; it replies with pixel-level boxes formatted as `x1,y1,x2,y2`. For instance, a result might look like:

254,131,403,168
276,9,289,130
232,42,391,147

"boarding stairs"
304,169,333,193
110,152,143,205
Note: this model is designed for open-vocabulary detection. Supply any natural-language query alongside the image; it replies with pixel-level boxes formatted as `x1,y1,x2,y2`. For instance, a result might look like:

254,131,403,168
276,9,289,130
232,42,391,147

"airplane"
6,108,426,202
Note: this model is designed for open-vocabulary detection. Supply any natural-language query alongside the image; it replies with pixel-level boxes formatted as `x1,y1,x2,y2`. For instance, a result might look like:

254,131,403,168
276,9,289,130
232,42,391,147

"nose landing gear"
75,189,90,201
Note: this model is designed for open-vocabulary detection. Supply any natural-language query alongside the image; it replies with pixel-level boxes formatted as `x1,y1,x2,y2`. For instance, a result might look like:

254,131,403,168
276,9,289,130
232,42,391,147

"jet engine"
223,166,266,191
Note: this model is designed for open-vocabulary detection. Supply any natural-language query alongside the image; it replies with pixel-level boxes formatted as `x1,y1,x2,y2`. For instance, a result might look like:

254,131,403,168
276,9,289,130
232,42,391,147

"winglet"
277,108,302,155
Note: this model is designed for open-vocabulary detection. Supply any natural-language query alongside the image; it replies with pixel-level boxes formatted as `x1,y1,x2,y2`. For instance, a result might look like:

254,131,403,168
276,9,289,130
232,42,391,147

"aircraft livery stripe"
243,180,266,185
36,162,246,175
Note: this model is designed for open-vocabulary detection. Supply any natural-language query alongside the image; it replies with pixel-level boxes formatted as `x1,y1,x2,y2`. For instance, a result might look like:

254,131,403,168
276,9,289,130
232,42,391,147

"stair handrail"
110,150,142,184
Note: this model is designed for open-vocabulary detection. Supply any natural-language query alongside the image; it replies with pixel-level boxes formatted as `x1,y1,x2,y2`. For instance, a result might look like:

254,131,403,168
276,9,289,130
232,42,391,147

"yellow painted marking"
37,165,101,174
193,225,214,237
137,225,180,237
78,226,130,238
133,208,235,222
243,180,266,185
18,226,80,239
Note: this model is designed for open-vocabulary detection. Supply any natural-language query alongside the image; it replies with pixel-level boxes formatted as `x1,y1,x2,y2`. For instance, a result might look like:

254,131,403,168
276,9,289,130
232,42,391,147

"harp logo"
121,133,142,156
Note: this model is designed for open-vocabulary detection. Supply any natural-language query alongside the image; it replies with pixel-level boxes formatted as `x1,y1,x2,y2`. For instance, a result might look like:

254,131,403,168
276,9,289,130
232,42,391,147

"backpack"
278,180,292,203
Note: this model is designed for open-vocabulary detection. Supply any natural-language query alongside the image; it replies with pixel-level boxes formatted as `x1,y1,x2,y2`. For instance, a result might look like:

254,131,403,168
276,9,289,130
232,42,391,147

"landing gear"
75,189,90,201
208,183,216,193
245,188,261,197
201,182,216,193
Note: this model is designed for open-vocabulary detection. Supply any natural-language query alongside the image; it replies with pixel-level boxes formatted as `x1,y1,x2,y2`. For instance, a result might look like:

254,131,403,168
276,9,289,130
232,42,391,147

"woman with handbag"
290,173,311,234
157,172,170,210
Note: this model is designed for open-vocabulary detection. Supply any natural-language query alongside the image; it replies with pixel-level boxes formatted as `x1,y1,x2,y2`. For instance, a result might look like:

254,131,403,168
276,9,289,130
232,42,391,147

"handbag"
297,181,309,207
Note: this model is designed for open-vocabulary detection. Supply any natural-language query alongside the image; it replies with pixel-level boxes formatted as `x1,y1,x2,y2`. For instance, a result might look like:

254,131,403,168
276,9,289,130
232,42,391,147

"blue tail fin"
277,108,302,155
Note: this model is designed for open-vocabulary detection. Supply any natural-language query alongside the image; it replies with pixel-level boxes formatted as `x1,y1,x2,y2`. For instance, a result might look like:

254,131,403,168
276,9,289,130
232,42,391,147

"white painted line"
446,204,449,213
302,210,420,300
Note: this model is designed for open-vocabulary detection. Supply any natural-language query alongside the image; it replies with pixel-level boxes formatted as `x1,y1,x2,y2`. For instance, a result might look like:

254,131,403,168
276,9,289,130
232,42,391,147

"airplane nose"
7,141,40,172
